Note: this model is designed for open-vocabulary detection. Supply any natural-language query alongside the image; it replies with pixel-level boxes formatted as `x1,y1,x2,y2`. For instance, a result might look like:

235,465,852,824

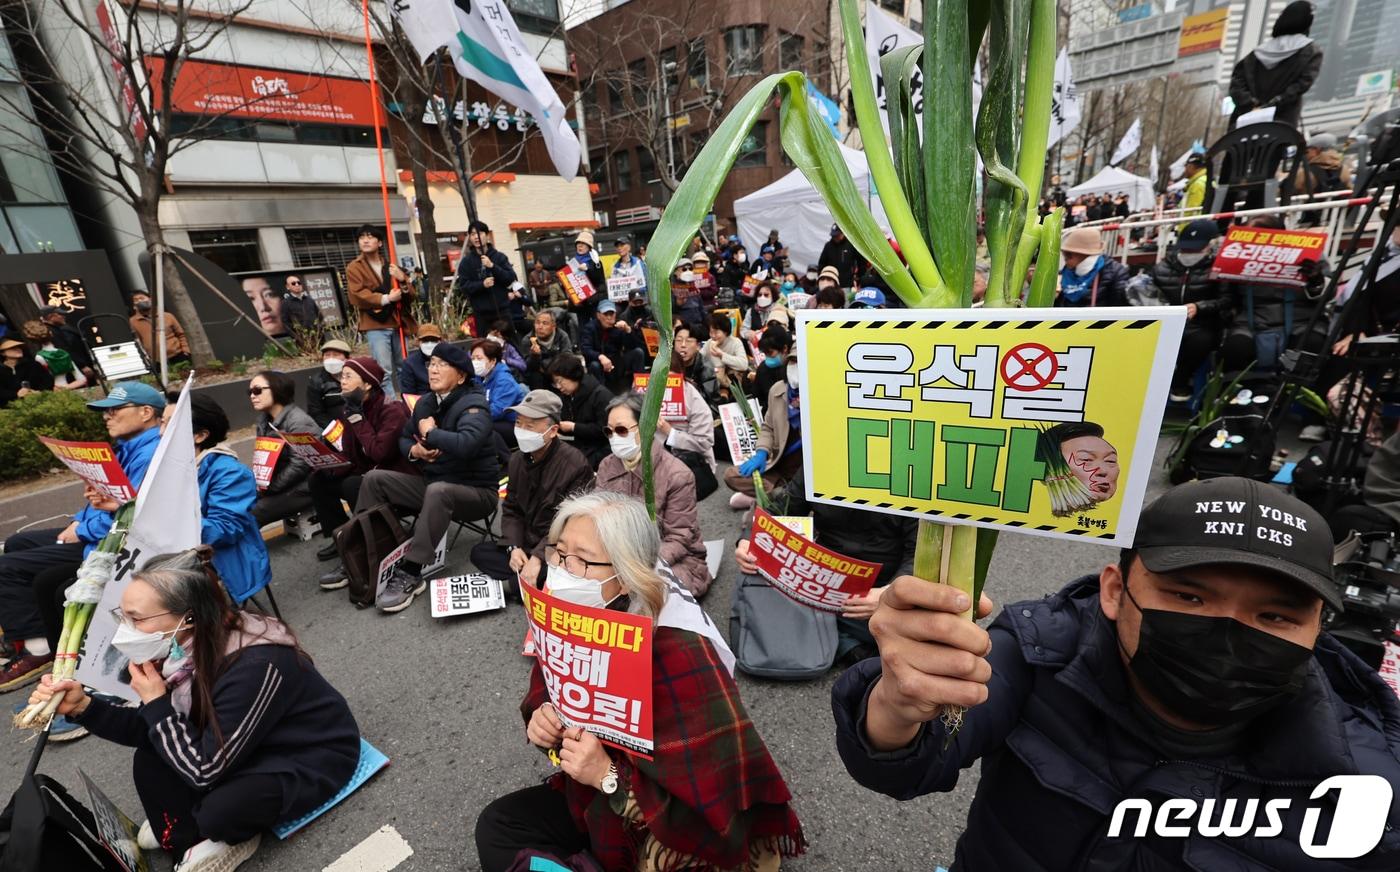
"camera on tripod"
1330,531,1400,668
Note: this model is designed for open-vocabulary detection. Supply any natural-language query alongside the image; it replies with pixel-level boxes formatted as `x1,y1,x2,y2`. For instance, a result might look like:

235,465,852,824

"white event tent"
1065,166,1156,213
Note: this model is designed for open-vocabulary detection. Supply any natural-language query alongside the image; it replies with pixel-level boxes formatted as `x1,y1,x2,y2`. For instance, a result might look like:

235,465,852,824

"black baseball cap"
1177,219,1220,253
1133,477,1339,609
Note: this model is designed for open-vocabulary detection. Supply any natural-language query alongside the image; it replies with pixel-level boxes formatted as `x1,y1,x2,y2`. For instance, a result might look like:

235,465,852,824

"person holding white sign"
607,235,646,296
29,549,361,872
476,492,804,872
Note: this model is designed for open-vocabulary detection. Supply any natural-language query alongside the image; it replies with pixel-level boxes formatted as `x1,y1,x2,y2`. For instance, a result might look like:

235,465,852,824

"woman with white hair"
475,491,805,872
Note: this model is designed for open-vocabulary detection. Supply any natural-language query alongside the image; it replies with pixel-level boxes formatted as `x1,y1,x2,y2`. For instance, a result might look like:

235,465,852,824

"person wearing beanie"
345,224,415,398
454,219,517,336
307,339,352,428
311,355,419,578
354,343,500,613
1227,0,1322,131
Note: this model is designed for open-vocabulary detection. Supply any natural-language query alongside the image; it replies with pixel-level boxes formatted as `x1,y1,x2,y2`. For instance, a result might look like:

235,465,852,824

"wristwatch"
599,762,619,795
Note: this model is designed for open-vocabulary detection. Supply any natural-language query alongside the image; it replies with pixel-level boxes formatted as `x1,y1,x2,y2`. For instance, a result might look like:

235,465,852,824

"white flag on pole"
76,377,202,702
1149,145,1160,190
1047,48,1081,148
1110,118,1142,167
392,0,581,181
864,3,982,135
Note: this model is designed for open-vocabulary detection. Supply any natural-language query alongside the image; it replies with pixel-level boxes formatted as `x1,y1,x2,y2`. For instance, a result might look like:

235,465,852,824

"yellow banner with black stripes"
794,308,1185,546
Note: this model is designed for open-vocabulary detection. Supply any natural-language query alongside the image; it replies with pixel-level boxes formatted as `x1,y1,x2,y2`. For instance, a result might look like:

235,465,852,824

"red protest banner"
521,583,654,757
632,372,687,420
251,437,285,491
1211,226,1328,288
38,437,136,503
557,261,597,307
279,431,351,471
749,507,881,612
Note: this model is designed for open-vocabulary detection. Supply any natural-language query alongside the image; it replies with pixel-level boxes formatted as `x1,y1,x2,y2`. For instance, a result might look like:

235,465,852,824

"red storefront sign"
145,57,380,126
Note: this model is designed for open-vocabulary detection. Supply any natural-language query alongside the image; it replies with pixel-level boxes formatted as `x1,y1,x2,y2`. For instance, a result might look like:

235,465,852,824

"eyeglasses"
545,545,613,577
248,386,267,397
100,404,135,417
108,607,176,629
606,424,637,439
288,280,302,287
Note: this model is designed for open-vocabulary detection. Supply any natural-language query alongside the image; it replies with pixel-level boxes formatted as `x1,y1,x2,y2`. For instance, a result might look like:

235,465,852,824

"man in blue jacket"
0,381,165,691
357,342,500,614
833,477,1400,870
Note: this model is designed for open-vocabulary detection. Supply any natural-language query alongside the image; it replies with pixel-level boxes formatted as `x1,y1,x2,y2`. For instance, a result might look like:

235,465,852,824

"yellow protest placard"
796,308,1185,546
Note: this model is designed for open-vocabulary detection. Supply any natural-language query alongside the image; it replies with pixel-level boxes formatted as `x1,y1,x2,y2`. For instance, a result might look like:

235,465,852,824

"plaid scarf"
524,629,805,871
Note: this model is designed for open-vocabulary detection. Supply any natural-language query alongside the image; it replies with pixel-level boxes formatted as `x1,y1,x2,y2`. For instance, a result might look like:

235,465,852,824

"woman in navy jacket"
30,549,359,871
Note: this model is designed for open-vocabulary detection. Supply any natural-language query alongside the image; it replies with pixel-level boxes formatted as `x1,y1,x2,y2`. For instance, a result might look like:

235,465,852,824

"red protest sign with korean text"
558,262,597,307
251,437,285,491
632,373,687,420
38,437,136,503
521,583,654,757
279,431,351,471
749,508,881,612
1211,226,1328,288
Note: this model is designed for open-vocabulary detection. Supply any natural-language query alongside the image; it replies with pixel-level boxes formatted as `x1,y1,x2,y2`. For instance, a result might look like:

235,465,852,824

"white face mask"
546,562,618,610
677,270,695,283
419,341,438,356
609,433,641,461
1073,255,1100,277
756,295,772,308
472,359,489,378
515,426,549,453
1178,251,1207,267
111,621,180,664
786,363,799,385
322,357,345,375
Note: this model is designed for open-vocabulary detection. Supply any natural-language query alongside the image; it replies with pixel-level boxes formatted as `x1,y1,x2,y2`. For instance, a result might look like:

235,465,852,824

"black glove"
343,387,366,415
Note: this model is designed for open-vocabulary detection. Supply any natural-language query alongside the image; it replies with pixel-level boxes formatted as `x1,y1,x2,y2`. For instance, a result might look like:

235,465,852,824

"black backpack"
333,503,409,608
0,774,129,872
1175,413,1276,482
729,572,838,680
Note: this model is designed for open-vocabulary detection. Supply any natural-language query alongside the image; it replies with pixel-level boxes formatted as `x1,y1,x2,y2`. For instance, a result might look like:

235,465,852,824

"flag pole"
362,0,408,360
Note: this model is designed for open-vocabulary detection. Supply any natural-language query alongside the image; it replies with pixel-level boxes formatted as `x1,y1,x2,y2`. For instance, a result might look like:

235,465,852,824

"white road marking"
322,825,414,872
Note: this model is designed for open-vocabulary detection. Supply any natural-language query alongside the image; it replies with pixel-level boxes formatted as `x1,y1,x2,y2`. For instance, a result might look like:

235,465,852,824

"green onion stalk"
15,503,135,730
636,0,1061,732
1036,426,1096,517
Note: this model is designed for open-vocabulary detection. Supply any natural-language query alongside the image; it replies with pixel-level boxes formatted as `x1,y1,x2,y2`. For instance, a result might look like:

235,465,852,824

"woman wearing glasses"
247,370,318,527
594,394,712,597
28,549,361,872
475,491,804,872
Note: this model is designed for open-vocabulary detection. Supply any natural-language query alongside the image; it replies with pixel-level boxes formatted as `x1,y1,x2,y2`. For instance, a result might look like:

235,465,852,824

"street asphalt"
1,438,1184,871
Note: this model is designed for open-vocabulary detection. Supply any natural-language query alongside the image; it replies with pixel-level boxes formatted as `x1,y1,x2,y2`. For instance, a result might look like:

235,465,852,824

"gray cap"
1308,132,1338,150
509,389,563,422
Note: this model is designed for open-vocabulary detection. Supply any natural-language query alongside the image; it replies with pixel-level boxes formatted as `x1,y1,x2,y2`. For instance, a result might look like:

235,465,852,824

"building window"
736,121,767,167
605,74,623,114
878,0,904,12
506,0,560,37
725,27,764,77
686,38,709,90
166,114,384,148
779,32,804,71
589,150,607,191
286,226,364,272
189,228,263,274
612,150,632,192
637,146,657,184
660,46,679,93
628,58,648,107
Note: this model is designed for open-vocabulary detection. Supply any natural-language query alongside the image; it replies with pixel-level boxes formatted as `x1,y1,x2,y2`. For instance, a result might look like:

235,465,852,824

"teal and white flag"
393,0,581,181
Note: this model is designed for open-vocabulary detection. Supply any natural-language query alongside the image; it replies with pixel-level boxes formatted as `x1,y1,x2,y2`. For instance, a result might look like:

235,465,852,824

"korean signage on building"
144,57,380,127
1178,8,1229,58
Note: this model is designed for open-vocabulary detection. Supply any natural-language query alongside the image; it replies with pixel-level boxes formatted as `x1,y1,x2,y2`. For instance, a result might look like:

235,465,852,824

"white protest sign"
607,273,645,302
719,400,763,465
430,574,506,617
376,539,413,601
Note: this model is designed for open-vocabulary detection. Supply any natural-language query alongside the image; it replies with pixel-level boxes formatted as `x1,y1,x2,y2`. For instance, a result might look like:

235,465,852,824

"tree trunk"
134,197,215,368
403,92,445,307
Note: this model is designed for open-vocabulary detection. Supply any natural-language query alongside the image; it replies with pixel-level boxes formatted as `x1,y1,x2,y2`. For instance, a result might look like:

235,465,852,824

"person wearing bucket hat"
307,338,353,428
0,336,54,407
0,381,165,692
1055,227,1129,308
454,219,517,337
835,475,1400,870
564,228,606,319
309,354,417,572
1149,218,1230,401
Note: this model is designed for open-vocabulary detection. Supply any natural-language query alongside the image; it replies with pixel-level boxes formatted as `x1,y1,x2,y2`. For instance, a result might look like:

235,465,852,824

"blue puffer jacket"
479,360,526,423
75,425,162,555
832,576,1400,871
197,447,271,603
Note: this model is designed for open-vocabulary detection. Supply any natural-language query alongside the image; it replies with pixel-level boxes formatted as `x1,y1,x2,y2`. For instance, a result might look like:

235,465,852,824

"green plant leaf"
978,0,1031,308
923,0,977,303
880,44,928,240
1026,208,1063,307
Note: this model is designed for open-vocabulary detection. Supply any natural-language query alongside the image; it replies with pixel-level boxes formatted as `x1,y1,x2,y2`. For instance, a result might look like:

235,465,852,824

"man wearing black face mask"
833,477,1400,870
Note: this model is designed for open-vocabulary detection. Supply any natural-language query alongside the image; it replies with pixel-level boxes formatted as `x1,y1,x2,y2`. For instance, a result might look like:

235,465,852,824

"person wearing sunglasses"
476,491,803,872
247,370,318,527
595,393,711,597
278,274,324,348
28,548,361,872
0,382,165,696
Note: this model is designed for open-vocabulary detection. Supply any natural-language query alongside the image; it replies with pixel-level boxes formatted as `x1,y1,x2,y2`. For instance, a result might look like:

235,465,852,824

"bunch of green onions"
14,503,134,730
1036,426,1097,517
636,0,1061,732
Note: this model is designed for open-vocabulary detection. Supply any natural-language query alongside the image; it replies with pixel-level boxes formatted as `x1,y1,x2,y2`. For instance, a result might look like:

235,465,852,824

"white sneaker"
1298,424,1327,442
137,819,158,851
728,492,755,510
174,834,260,872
